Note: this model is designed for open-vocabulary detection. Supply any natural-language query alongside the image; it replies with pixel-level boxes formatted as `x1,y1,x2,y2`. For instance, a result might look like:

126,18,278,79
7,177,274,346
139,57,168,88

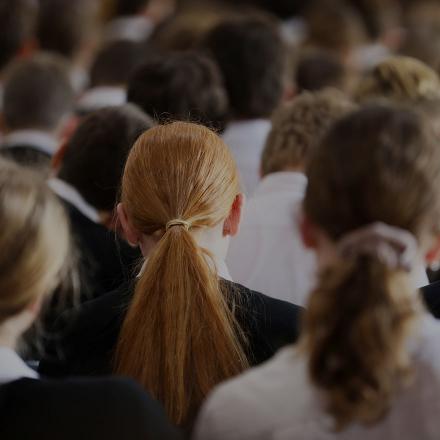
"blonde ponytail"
113,122,249,426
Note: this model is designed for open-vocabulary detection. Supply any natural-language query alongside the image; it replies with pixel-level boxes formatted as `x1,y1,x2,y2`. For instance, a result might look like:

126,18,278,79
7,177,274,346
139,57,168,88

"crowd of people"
1,0,440,439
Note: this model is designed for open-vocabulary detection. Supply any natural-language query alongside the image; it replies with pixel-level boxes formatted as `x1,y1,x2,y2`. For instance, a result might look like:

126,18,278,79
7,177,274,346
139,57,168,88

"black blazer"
0,377,181,440
421,281,440,318
0,144,51,170
63,200,141,300
39,280,303,377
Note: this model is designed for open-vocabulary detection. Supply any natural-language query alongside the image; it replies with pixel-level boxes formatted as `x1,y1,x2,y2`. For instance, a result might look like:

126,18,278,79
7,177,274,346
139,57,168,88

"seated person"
227,89,354,306
0,0,37,109
194,105,440,440
295,50,349,93
50,104,154,300
77,40,145,114
0,53,74,171
203,16,286,194
127,51,228,131
37,0,100,93
0,159,181,440
39,122,303,429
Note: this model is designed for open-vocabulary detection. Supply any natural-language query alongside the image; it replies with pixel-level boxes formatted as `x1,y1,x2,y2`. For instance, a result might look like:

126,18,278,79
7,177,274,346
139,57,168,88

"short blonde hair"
0,159,70,322
261,89,355,176
355,56,440,103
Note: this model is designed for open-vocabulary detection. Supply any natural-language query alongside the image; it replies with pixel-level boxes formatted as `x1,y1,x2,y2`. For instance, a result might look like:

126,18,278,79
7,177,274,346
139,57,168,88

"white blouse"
226,172,316,306
194,314,440,440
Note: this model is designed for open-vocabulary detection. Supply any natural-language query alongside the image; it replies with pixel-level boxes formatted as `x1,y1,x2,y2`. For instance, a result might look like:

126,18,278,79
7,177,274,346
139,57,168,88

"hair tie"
337,222,418,272
166,219,191,231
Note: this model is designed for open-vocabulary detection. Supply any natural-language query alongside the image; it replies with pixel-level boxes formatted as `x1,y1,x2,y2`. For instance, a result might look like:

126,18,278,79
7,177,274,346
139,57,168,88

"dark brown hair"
202,16,285,119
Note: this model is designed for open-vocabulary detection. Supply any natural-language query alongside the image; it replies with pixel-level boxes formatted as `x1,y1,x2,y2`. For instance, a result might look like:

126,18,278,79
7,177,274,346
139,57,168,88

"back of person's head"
202,16,285,119
58,104,153,213
304,0,367,55
355,56,440,104
0,159,69,324
262,89,355,176
114,122,248,425
3,53,74,132
296,51,348,93
149,8,224,52
114,0,149,16
303,105,440,430
0,0,37,71
90,41,145,88
127,52,228,130
37,0,99,60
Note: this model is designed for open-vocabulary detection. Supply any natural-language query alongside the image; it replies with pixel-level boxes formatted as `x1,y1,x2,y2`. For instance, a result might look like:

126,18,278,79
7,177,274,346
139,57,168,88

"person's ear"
299,212,318,249
425,235,440,269
223,194,244,237
117,203,141,247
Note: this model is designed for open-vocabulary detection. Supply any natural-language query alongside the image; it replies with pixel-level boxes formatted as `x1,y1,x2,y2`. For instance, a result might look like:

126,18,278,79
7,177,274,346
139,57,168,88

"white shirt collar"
104,16,154,43
48,177,100,224
77,86,127,113
2,130,58,156
0,347,38,385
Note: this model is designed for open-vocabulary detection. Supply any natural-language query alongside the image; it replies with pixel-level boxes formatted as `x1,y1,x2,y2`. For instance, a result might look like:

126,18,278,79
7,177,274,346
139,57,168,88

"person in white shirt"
227,89,355,306
194,105,440,440
0,53,74,171
203,17,286,195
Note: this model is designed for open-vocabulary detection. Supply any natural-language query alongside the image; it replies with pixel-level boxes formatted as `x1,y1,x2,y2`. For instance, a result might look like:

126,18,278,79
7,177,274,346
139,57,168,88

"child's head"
355,56,440,104
202,16,286,119
262,89,355,176
127,51,228,130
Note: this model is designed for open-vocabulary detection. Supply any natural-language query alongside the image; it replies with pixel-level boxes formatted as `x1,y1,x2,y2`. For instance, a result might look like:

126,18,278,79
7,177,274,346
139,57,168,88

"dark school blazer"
39,280,303,377
0,376,182,440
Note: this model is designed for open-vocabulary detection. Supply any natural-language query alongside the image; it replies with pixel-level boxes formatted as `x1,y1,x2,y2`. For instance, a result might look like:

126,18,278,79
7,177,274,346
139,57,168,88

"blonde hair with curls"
0,159,70,323
114,122,249,426
355,56,440,104
302,105,440,430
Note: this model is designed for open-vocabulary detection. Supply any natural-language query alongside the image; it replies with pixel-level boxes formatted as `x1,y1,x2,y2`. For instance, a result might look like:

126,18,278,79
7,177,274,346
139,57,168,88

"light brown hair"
262,89,355,176
0,159,70,322
114,122,248,426
355,56,440,104
303,105,440,429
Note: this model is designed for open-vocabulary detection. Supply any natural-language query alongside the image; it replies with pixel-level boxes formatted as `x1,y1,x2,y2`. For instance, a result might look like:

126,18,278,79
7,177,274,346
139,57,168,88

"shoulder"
194,347,308,440
39,283,133,377
0,377,181,439
227,280,303,330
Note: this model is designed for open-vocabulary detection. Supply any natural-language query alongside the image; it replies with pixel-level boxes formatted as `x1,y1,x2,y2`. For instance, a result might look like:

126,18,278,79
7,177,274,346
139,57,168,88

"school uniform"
48,178,140,302
39,262,303,377
222,119,271,195
227,172,316,306
0,130,57,171
194,313,440,440
0,347,181,440
421,281,440,318
76,86,127,115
